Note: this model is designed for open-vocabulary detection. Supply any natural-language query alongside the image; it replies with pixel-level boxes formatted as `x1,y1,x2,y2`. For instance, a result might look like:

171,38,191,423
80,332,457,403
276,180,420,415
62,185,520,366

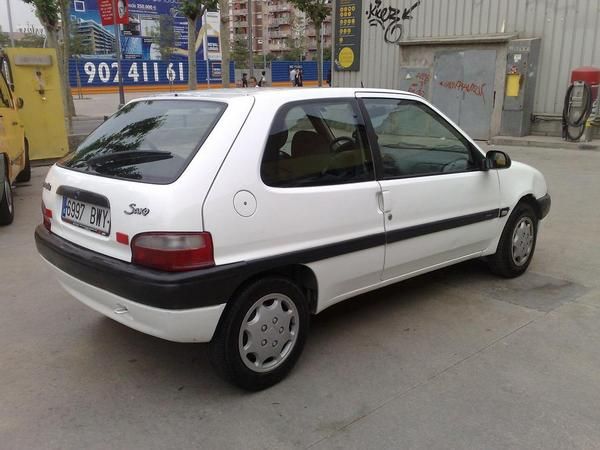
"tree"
282,37,304,61
0,26,11,47
150,15,178,61
178,0,218,90
17,33,46,47
218,0,230,87
231,36,249,69
288,0,330,86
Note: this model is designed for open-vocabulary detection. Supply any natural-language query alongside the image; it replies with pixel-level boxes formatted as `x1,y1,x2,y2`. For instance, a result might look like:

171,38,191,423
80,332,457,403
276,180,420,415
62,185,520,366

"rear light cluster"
131,232,214,272
42,202,52,231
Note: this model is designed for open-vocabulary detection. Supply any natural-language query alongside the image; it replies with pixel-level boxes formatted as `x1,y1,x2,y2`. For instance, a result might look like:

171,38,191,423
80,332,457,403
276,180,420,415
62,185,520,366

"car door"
357,92,501,281
204,97,386,311
0,69,24,177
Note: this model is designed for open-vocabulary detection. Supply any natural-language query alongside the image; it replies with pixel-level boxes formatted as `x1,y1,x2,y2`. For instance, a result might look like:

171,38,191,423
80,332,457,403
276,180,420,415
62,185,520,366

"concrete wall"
335,0,600,119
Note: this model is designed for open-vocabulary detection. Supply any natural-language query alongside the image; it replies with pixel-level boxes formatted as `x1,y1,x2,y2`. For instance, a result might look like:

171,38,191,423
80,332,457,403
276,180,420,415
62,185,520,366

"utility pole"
6,0,15,47
247,0,254,76
112,0,125,108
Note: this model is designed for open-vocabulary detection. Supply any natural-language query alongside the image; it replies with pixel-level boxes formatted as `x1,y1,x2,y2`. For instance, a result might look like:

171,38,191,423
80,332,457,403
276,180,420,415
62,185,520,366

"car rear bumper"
34,225,244,310
43,258,225,342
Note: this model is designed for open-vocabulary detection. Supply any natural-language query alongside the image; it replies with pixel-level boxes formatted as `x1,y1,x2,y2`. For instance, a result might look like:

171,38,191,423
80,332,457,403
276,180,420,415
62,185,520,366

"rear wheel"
210,277,309,391
487,202,538,278
0,176,14,225
16,143,31,183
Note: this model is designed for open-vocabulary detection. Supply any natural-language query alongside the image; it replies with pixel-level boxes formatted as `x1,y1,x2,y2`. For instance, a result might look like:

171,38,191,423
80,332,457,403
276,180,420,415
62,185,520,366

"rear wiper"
85,150,173,169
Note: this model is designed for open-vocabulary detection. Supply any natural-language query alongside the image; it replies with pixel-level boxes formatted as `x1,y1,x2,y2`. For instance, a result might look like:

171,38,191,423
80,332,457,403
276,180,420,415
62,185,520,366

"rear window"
59,99,226,184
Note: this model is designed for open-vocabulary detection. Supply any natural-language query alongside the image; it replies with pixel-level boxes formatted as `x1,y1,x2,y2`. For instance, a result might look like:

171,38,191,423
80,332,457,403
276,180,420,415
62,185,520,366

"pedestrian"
258,71,267,87
327,69,332,86
249,76,258,88
241,73,248,88
290,67,297,86
296,68,303,87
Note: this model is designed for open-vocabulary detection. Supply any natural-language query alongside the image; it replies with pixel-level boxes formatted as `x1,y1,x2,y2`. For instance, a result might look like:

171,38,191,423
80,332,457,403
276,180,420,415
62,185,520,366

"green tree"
0,26,11,47
282,37,304,61
178,0,218,89
288,0,330,86
218,0,230,87
231,36,249,69
323,46,331,61
150,15,178,60
16,33,46,47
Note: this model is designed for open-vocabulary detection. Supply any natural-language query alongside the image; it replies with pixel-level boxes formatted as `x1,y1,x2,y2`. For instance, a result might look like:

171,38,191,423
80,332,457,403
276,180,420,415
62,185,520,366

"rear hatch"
41,96,254,264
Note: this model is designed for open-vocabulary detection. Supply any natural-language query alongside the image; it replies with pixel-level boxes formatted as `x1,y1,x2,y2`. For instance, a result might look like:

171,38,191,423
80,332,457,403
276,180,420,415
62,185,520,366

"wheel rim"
511,216,535,266
238,293,299,373
4,180,12,214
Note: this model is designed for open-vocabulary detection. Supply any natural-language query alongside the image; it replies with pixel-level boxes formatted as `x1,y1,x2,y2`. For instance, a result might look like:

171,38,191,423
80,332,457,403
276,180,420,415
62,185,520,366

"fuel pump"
562,67,600,142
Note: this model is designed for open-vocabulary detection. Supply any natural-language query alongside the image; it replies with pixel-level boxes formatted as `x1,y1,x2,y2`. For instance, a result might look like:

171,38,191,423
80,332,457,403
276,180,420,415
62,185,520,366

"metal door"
431,50,496,140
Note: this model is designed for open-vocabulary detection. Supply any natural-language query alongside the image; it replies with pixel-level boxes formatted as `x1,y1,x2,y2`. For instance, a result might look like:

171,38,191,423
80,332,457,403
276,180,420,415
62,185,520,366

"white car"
35,88,550,390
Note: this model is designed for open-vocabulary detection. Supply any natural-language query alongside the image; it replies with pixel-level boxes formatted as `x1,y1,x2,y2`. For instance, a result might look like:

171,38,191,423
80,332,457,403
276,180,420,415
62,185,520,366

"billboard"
70,0,220,60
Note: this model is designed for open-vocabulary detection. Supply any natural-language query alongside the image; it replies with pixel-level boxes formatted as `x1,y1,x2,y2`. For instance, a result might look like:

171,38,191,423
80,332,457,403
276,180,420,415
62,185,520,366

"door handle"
377,191,392,213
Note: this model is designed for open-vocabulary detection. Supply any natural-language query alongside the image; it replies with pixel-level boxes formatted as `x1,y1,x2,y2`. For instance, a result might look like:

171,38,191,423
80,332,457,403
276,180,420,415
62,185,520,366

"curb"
490,136,600,151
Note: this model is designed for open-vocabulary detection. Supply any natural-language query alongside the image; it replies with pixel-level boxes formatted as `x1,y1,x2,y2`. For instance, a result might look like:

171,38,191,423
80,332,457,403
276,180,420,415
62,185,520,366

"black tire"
0,174,14,226
16,143,31,183
487,202,538,278
210,277,309,391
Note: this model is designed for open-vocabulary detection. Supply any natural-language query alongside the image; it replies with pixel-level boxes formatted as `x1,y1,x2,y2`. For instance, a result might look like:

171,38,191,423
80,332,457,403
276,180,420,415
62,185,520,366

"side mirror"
16,97,24,109
485,150,511,169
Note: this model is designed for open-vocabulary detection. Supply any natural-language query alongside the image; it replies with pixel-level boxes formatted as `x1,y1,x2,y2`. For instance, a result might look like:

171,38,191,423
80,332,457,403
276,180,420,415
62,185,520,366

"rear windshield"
59,99,226,184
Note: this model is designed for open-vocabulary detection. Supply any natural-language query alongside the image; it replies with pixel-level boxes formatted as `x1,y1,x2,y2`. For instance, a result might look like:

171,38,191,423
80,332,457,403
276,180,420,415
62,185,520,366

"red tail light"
42,202,52,231
131,232,214,272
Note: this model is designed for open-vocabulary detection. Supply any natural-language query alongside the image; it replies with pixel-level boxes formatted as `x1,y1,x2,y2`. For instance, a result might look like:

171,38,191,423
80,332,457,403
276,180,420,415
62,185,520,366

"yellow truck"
0,52,29,225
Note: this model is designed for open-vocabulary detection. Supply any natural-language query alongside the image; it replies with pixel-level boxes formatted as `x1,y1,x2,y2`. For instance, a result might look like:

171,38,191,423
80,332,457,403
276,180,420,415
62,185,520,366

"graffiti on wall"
407,71,430,96
439,80,487,103
366,0,420,44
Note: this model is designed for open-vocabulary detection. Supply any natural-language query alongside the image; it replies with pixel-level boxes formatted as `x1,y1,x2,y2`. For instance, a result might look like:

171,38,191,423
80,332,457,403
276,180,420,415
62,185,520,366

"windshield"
59,99,226,184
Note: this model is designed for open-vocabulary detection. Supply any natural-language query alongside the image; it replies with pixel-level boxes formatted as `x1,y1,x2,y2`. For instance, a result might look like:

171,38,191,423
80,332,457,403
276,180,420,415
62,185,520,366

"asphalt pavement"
1,145,600,449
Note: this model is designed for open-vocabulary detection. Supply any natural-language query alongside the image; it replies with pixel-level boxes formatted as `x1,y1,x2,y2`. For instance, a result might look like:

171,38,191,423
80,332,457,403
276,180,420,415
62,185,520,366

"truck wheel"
0,176,14,225
16,143,31,183
487,202,538,278
210,277,309,391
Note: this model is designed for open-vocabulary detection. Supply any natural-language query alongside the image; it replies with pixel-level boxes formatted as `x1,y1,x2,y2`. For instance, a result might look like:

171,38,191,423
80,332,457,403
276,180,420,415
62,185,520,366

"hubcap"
238,293,299,373
4,180,12,214
511,216,535,266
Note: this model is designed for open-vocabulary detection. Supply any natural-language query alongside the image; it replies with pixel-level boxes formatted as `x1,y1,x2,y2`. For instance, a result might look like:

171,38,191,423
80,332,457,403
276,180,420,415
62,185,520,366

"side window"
362,98,480,178
0,72,12,109
261,100,374,187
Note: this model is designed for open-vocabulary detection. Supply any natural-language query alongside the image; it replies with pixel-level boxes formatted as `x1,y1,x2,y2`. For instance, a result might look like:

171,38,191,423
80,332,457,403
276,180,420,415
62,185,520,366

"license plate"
61,197,111,236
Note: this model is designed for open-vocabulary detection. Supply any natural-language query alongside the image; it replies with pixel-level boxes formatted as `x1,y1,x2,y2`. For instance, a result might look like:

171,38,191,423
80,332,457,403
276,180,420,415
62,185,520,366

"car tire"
16,143,31,183
487,202,538,278
209,277,309,391
0,175,14,226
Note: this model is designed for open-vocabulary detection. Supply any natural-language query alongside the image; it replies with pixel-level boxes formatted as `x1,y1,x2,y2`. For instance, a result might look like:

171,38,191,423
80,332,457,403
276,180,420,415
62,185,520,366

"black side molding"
537,193,551,219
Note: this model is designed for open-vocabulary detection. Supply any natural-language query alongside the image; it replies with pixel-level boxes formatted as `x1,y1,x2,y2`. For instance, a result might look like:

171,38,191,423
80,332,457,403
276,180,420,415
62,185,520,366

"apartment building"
229,0,331,58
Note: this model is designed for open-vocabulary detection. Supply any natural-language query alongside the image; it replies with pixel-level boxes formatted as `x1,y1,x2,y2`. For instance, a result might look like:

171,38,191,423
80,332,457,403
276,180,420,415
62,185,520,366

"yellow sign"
4,48,68,160
338,47,355,69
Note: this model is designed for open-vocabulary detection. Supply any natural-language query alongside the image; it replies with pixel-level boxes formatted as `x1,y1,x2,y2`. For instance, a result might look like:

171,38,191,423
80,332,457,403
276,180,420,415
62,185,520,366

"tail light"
42,202,52,231
131,232,214,272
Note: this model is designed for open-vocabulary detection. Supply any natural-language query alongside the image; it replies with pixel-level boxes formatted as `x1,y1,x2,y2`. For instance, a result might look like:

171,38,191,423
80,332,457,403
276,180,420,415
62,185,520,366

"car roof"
133,88,421,104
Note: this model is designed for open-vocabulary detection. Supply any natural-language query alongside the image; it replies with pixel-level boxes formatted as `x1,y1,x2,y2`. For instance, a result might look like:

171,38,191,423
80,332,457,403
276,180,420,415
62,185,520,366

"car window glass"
363,98,478,178
261,100,374,187
0,72,13,108
59,100,226,184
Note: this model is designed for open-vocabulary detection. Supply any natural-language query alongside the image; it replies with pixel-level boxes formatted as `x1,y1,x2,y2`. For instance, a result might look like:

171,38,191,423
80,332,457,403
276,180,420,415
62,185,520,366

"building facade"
230,0,332,58
334,0,600,138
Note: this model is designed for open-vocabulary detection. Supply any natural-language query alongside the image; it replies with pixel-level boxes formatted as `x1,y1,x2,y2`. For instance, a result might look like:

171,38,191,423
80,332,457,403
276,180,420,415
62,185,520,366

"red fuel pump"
562,66,600,141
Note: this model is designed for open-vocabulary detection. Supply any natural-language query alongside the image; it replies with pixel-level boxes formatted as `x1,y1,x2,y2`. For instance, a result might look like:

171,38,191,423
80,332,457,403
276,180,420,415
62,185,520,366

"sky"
0,0,42,33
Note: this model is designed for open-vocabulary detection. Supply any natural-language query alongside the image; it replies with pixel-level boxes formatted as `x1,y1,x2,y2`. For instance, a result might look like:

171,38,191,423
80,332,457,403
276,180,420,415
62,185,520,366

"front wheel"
210,277,309,391
487,203,538,278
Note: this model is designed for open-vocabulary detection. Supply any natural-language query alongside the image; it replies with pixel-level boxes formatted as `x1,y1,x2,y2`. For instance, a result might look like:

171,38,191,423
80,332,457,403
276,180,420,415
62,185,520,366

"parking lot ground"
1,145,600,450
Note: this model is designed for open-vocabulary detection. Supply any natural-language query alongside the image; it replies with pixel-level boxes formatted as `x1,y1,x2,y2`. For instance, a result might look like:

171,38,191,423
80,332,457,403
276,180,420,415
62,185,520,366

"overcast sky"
0,0,42,33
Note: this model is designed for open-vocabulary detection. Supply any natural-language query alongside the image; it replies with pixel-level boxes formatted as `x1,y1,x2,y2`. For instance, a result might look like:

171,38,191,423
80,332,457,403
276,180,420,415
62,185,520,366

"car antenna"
361,81,364,88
